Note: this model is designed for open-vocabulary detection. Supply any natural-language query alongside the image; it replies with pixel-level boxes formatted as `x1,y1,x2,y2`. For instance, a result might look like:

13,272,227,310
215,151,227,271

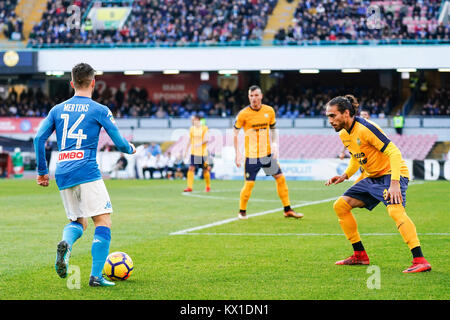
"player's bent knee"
241,181,255,196
387,204,407,221
341,196,365,209
333,197,352,215
92,213,112,228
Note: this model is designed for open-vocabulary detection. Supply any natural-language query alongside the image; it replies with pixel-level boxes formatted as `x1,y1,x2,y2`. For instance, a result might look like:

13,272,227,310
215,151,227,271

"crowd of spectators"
274,0,449,44
262,85,396,118
93,85,240,119
0,87,52,117
26,0,449,47
28,0,277,48
421,87,450,116
0,0,23,40
0,83,398,119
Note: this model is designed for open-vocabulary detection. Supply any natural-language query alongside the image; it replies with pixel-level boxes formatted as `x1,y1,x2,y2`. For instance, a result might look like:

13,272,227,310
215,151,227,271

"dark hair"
327,94,359,116
71,63,95,89
249,85,262,92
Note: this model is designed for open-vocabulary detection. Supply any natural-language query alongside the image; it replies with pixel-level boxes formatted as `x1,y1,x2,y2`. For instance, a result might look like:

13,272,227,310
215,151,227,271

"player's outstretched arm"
34,113,55,186
270,128,279,159
100,109,134,154
325,173,348,186
233,127,242,167
325,153,357,186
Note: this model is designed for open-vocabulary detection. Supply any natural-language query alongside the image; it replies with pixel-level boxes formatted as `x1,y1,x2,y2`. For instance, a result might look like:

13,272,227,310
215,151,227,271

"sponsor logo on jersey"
58,150,85,162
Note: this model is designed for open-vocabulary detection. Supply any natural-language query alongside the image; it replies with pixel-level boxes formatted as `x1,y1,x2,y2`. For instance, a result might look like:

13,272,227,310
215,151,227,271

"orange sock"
187,170,194,189
239,181,255,211
333,197,361,244
387,204,420,249
204,170,211,188
275,175,290,207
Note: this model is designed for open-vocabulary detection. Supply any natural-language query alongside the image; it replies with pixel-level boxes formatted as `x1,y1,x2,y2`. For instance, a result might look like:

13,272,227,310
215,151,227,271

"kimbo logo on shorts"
58,150,85,162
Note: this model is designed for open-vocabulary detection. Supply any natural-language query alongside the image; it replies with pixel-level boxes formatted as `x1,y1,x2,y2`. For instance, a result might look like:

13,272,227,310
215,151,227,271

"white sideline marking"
170,197,338,235
182,192,309,203
176,232,450,237
171,181,428,236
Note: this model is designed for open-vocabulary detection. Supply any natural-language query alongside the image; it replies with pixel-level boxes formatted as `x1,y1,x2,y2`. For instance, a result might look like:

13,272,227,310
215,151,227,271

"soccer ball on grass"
103,252,134,281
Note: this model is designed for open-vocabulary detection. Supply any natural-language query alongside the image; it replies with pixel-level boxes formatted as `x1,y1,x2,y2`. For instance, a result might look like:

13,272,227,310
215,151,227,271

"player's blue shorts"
343,175,409,210
244,154,282,181
190,155,209,169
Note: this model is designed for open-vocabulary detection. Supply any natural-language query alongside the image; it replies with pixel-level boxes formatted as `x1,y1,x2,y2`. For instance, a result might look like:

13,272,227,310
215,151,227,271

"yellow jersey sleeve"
234,109,246,129
382,142,402,181
269,108,276,128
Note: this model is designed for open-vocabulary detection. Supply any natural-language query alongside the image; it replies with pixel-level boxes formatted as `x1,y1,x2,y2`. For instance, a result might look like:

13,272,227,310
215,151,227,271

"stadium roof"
37,45,450,73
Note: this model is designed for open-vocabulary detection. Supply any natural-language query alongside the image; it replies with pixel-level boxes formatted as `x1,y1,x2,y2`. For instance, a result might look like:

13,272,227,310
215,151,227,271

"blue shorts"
343,175,409,210
190,155,209,169
244,154,282,181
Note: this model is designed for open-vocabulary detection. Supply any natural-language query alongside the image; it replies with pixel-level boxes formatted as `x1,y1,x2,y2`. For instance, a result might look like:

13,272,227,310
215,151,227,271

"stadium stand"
28,0,278,47
274,0,449,44
0,84,399,119
421,87,450,115
0,87,50,117
0,0,22,41
264,86,396,118
26,0,449,48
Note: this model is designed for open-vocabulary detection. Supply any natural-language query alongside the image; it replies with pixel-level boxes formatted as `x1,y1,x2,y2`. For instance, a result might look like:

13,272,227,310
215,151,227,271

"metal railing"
28,39,450,49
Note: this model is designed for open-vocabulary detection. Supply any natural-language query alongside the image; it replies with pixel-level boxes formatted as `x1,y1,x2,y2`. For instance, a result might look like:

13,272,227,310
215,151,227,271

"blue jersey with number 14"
34,95,133,190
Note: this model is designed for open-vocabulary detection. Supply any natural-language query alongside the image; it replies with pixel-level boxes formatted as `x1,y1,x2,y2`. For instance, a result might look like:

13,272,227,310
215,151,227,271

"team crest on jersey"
356,138,361,146
264,113,269,118
107,110,116,124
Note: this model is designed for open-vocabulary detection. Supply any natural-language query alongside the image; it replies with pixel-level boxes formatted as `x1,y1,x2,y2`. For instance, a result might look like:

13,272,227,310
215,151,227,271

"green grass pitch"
0,178,448,300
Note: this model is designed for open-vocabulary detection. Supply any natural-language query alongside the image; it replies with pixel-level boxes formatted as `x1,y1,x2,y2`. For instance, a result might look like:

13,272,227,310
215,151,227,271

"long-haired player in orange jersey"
325,94,431,273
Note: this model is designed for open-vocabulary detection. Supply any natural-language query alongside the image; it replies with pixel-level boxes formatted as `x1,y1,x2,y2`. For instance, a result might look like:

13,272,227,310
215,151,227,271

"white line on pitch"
171,181,427,236
175,232,450,237
170,197,338,235
181,192,309,203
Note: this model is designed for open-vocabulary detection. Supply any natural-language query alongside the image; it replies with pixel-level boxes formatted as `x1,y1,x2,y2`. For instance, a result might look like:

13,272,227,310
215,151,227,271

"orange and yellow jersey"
340,116,410,180
189,125,208,157
234,104,276,158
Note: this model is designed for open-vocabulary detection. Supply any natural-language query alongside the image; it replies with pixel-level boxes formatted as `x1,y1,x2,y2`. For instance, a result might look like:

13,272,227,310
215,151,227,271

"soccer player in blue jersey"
34,63,136,287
